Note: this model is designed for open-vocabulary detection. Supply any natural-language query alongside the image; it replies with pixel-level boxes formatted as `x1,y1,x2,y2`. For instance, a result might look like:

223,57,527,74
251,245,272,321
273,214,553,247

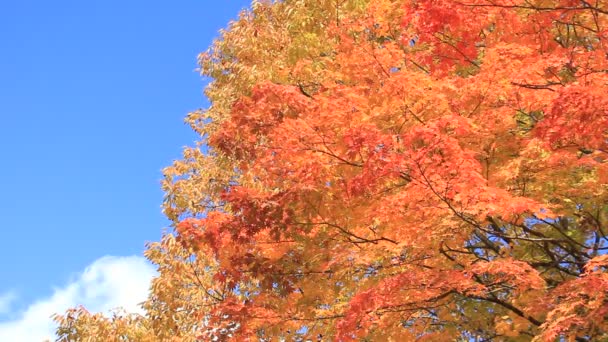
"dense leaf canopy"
56,0,608,341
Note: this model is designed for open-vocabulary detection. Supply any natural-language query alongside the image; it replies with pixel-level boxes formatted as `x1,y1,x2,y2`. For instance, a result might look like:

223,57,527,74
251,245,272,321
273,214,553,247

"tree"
55,0,608,341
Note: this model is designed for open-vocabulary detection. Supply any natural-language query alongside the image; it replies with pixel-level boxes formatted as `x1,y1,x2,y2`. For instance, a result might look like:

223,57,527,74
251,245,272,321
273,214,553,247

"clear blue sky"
0,0,251,316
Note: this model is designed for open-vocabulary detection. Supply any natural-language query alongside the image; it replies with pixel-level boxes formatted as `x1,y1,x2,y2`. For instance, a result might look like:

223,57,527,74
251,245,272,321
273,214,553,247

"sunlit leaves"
57,0,608,341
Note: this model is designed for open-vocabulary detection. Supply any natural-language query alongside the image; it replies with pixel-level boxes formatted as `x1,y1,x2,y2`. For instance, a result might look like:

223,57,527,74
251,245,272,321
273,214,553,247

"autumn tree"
56,0,608,341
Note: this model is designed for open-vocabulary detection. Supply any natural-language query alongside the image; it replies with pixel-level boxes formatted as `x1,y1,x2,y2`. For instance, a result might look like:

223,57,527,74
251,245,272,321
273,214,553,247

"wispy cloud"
0,291,17,316
0,256,156,341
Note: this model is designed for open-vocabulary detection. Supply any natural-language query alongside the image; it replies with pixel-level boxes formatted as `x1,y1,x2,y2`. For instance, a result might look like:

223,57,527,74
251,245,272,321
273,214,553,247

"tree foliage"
56,0,608,341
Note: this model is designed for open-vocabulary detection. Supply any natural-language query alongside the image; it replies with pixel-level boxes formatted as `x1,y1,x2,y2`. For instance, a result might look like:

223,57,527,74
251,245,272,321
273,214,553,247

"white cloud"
0,256,156,342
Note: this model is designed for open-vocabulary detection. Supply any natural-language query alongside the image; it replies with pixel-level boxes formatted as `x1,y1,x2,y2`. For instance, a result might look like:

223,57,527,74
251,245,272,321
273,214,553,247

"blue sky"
0,0,250,339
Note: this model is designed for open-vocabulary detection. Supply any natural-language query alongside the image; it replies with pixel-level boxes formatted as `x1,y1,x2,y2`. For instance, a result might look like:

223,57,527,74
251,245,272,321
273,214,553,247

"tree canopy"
55,0,608,341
